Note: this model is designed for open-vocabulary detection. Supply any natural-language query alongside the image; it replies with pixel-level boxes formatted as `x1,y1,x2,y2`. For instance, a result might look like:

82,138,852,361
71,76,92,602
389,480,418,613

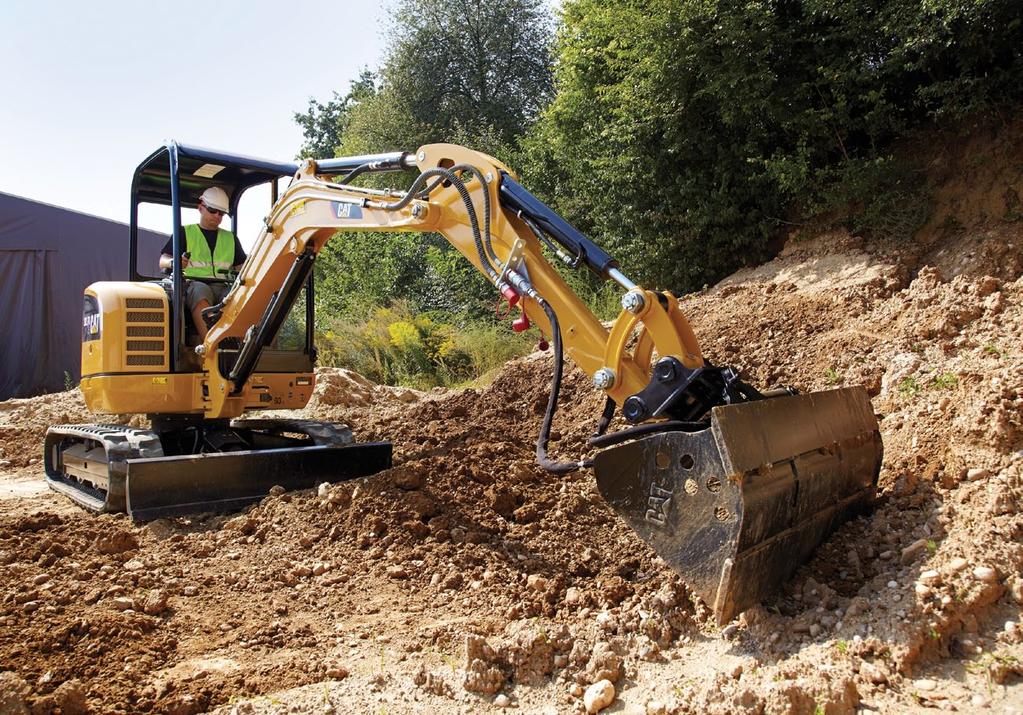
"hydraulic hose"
379,166,500,283
536,298,592,474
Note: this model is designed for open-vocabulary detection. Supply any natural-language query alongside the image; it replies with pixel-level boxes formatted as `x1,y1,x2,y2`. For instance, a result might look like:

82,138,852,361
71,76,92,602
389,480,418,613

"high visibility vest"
183,224,236,279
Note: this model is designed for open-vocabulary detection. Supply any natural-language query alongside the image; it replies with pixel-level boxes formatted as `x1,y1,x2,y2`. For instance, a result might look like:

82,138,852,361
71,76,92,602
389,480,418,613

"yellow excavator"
45,142,881,623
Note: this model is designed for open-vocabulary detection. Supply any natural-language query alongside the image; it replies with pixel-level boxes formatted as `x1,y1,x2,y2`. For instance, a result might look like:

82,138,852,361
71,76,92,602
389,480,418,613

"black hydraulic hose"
339,163,371,185
588,420,708,449
379,167,500,282
595,397,616,436
450,163,499,270
536,299,592,474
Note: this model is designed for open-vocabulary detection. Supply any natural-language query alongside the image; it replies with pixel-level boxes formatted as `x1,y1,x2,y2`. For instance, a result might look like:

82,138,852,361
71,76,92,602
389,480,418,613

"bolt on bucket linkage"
593,387,882,625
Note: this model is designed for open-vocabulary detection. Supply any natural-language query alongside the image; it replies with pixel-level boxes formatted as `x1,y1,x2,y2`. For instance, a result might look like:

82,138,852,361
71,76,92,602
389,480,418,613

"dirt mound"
2,121,1023,713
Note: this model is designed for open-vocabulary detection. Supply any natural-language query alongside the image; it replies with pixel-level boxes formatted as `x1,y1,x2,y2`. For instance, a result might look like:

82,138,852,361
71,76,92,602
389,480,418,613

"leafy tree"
300,0,557,324
524,0,1023,292
293,70,377,158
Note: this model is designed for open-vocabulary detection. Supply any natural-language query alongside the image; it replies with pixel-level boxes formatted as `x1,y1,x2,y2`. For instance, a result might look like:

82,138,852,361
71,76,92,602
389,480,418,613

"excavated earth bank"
1,122,1022,714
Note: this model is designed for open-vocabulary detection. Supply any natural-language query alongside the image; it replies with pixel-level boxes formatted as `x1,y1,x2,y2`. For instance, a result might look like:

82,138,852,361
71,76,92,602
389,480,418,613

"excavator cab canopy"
129,143,298,282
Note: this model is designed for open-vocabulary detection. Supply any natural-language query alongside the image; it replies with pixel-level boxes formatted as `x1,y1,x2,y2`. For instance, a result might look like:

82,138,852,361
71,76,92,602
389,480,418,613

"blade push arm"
200,143,716,422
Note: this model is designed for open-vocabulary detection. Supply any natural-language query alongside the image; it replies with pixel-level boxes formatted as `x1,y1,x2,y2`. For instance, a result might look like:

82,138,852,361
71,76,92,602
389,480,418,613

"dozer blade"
125,443,392,521
593,387,881,625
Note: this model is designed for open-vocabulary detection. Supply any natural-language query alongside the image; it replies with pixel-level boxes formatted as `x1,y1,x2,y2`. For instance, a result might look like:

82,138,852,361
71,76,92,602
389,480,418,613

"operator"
159,187,247,340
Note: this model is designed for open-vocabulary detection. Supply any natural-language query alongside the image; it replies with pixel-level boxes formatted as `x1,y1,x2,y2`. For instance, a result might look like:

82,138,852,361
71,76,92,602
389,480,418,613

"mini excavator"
46,143,882,623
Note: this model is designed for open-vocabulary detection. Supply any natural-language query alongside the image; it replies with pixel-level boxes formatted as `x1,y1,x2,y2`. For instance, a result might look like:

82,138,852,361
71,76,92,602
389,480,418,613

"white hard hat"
199,186,230,215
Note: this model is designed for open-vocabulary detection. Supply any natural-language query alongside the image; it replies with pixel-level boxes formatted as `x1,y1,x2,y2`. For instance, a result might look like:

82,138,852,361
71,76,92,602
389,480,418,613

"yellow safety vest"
183,224,235,279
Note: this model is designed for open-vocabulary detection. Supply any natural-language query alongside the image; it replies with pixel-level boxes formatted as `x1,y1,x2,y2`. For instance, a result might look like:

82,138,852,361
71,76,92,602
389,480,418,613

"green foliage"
523,0,1023,292
316,301,533,388
898,376,922,397
293,70,377,159
825,368,842,386
931,372,959,390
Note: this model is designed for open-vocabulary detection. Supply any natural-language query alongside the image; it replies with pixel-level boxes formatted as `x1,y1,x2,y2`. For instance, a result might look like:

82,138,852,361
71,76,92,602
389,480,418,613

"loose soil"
1,121,1022,714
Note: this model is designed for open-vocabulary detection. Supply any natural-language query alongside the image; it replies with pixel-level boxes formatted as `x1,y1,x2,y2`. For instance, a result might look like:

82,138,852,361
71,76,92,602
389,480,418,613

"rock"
94,531,138,555
919,569,940,584
527,574,549,592
111,597,135,611
973,566,998,582
887,580,898,589
268,485,286,496
721,624,739,639
583,679,615,713
1010,578,1023,604
0,671,30,715
970,693,991,708
881,353,921,395
900,538,929,565
386,565,408,580
317,483,330,497
565,587,583,605
123,558,145,572
494,694,511,708
913,678,936,691
52,678,89,715
142,589,169,615
809,623,822,637
32,573,50,586
584,642,623,683
859,661,887,685
948,557,968,573
914,584,931,598
646,701,667,715
182,586,199,597
966,468,991,481
325,666,349,680
392,467,425,491
225,516,256,535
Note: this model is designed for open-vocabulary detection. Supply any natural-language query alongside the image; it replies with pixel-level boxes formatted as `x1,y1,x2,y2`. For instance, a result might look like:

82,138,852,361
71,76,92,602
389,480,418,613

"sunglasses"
200,201,224,216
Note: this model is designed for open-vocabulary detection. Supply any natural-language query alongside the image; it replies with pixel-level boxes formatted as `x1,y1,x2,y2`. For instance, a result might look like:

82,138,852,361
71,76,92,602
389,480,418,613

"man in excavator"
158,186,246,339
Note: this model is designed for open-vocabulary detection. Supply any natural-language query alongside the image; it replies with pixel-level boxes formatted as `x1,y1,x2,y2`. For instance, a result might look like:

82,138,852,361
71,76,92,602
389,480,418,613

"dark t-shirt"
161,226,247,266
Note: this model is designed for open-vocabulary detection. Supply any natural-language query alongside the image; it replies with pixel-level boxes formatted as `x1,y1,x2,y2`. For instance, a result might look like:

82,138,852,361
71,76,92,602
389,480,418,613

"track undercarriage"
44,418,392,521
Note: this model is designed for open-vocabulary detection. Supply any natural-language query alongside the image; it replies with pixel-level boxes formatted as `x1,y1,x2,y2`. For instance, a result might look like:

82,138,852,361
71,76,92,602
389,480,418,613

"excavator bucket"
593,387,882,625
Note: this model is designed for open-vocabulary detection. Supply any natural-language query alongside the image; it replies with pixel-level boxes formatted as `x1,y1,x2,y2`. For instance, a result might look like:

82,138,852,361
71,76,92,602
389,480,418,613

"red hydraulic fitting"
512,310,531,332
501,284,520,308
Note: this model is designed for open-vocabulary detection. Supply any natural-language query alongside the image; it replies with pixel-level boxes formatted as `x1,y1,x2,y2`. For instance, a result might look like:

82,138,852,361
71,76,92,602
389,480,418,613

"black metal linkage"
498,174,619,280
227,248,316,392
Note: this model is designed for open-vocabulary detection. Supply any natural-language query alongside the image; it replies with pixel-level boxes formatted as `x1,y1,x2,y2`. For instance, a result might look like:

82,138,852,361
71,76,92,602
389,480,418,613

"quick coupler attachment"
592,387,882,625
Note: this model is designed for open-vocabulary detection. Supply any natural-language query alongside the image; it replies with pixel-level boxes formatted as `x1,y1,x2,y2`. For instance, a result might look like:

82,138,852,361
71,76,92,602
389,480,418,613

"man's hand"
159,252,191,271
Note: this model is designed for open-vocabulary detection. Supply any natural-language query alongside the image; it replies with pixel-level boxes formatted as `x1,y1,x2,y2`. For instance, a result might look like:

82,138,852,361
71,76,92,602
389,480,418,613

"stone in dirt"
94,531,138,555
0,671,30,715
143,589,169,615
583,679,615,713
51,678,90,715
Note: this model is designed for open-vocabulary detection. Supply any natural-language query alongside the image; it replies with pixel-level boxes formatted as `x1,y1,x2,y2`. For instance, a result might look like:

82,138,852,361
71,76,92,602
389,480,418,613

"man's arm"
159,253,190,271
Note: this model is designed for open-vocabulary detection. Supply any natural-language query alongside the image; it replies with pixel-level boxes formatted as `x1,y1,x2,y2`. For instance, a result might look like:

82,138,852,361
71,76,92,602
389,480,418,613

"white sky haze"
0,1,387,240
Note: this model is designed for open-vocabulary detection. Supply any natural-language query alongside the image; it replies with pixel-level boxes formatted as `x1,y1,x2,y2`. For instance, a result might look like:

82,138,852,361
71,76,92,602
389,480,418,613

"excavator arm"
200,143,707,422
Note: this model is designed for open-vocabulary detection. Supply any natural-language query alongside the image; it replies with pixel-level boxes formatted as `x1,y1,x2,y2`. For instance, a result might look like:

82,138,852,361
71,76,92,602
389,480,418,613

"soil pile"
1,122,1022,714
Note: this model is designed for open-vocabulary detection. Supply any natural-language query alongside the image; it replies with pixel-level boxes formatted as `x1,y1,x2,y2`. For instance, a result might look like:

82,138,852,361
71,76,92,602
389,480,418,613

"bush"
316,301,534,388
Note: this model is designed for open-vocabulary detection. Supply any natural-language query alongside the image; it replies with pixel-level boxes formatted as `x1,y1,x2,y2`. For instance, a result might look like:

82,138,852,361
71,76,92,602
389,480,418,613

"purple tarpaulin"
0,192,165,399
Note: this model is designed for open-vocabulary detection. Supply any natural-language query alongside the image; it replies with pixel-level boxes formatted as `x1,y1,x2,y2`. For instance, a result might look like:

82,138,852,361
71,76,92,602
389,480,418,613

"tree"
523,0,1023,292
293,70,377,159
298,0,557,321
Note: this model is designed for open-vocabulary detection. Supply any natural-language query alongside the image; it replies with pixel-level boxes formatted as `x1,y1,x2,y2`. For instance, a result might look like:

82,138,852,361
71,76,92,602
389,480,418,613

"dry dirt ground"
2,122,1023,714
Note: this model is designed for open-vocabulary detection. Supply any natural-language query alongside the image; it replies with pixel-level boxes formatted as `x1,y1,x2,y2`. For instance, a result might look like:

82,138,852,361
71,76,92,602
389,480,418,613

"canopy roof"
132,143,299,212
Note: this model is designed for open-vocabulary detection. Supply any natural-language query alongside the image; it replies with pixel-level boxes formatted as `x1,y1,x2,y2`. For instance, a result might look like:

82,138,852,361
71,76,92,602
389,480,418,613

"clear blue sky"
0,1,387,239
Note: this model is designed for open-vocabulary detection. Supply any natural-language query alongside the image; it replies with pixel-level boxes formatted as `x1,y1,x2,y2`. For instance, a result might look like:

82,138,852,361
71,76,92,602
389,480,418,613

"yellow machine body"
80,282,313,414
